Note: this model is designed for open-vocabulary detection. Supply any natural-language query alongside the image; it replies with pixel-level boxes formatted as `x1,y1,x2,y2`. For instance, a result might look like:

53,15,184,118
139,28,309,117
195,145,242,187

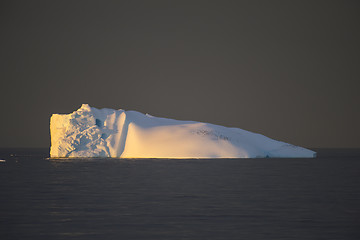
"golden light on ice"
50,104,316,158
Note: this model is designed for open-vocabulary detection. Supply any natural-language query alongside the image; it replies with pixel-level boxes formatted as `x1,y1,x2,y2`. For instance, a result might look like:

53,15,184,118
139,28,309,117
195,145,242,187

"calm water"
0,148,359,240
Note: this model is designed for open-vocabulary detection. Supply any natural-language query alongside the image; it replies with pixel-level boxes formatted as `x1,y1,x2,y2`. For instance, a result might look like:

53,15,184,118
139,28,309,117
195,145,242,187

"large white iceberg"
50,104,316,158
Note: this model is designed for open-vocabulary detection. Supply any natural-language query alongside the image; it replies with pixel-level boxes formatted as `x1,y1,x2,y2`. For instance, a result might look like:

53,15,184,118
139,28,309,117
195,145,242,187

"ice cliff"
50,104,316,158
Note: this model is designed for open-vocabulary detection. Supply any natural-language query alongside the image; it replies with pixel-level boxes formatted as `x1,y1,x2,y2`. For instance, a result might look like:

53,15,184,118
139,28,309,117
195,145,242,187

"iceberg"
50,104,316,158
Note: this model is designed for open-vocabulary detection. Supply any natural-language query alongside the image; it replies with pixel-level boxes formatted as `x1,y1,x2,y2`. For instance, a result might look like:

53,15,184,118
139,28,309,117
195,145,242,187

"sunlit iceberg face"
50,104,316,158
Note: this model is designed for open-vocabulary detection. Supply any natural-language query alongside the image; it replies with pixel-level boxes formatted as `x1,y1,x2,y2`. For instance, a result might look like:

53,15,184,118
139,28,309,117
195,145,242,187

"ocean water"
0,148,359,240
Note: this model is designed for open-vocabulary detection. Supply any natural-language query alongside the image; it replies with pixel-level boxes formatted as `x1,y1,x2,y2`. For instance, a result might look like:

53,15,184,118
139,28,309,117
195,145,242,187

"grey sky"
1,0,359,148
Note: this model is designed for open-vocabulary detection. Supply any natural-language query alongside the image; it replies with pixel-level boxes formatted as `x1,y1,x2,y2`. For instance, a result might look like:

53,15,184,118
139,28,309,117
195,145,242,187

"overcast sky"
1,0,359,148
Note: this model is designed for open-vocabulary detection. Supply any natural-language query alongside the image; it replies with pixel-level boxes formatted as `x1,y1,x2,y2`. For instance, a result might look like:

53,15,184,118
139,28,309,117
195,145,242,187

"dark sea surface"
0,148,359,240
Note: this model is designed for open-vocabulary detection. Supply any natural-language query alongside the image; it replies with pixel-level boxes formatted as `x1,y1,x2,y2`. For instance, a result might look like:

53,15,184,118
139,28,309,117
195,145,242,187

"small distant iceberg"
50,104,316,158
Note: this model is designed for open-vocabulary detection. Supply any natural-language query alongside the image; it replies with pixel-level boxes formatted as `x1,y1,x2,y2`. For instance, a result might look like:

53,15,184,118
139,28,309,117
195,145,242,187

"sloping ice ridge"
50,104,316,158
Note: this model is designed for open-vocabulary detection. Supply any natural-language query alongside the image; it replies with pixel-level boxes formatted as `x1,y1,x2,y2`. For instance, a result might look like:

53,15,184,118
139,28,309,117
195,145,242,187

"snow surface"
50,104,316,158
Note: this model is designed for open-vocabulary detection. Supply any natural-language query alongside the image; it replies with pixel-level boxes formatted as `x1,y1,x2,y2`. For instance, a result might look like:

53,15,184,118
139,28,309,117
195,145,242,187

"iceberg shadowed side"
50,104,316,158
